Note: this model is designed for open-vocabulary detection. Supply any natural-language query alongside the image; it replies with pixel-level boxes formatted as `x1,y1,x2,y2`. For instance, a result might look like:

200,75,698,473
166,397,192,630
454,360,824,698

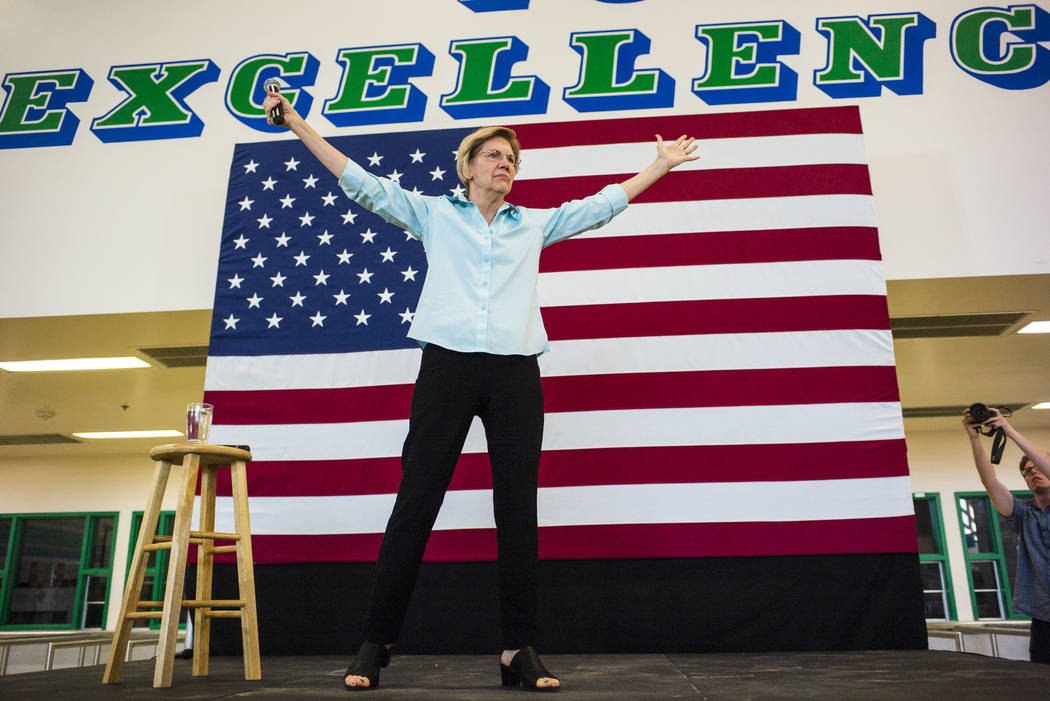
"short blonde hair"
455,126,521,194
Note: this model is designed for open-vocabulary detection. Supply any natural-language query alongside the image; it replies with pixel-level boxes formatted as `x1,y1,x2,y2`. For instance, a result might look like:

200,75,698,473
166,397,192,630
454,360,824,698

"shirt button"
483,257,490,263
482,281,488,287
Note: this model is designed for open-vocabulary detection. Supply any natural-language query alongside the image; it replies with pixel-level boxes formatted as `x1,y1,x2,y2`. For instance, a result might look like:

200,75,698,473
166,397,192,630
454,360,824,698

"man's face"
1021,460,1049,492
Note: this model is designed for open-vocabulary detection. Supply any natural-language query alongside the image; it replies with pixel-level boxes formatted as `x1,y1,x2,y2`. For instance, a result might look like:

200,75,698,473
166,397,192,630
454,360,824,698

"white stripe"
204,329,895,391
208,402,904,462
585,195,877,238
538,260,887,307
517,134,869,180
195,475,913,535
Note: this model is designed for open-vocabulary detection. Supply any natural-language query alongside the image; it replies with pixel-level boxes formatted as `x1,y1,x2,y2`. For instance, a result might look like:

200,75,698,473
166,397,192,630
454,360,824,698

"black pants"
1031,617,1050,663
363,344,544,650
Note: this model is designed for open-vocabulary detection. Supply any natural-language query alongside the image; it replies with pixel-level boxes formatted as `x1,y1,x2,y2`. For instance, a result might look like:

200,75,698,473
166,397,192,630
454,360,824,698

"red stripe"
507,106,863,148
215,439,909,497
544,295,891,341
510,164,871,209
205,362,895,426
234,515,916,564
539,228,882,273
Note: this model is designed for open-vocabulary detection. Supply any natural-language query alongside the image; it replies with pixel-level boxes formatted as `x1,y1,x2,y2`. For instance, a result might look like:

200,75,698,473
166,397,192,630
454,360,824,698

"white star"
401,266,418,282
243,159,259,173
336,249,354,264
317,230,334,245
354,309,371,325
251,253,267,268
274,232,291,247
266,313,283,328
386,169,403,183
429,166,446,181
450,184,466,198
333,289,350,305
279,194,296,208
313,270,330,285
310,311,327,327
409,148,426,163
299,211,315,227
238,196,254,210
233,234,249,249
409,186,423,195
289,291,306,307
246,293,263,309
405,231,415,241
257,213,273,228
293,250,310,266
227,274,244,289
223,314,239,329
357,268,374,284
399,308,415,324
321,191,338,207
360,229,378,244
341,209,357,225
367,152,383,166
270,272,287,287
377,288,394,304
302,174,318,188
380,247,397,262
261,176,277,190
284,156,300,171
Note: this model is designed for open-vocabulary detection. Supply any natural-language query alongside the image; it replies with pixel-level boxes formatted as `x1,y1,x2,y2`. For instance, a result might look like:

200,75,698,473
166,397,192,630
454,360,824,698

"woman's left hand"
655,134,700,170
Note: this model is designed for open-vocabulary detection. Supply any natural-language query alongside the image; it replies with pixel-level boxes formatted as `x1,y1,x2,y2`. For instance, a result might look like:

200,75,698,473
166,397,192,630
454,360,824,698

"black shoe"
500,647,560,692
343,641,391,691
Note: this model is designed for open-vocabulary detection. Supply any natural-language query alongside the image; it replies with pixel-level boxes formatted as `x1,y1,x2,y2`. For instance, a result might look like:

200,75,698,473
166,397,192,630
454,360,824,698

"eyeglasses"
1022,464,1038,478
476,149,521,167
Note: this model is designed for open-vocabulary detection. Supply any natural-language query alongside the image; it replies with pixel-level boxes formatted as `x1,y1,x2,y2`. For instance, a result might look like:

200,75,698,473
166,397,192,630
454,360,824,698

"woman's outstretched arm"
620,134,700,202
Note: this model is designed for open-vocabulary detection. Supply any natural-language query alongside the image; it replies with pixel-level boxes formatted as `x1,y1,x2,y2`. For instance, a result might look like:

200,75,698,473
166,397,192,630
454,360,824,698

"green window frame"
0,512,119,631
955,491,1029,621
913,493,956,620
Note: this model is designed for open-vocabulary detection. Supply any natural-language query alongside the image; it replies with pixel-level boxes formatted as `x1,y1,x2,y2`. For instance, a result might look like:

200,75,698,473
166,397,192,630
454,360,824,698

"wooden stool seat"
103,443,261,688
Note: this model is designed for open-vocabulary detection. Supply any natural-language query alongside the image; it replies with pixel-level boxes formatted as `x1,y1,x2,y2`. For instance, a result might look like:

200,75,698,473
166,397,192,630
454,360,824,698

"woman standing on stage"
263,91,698,692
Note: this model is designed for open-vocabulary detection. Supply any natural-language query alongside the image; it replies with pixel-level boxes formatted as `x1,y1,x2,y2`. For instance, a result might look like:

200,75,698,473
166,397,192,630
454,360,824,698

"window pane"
914,499,940,554
998,503,1027,601
960,497,997,553
975,590,1004,619
923,592,947,620
920,562,944,590
0,517,11,569
88,517,115,569
970,560,1000,589
83,603,104,629
6,518,85,625
86,574,108,601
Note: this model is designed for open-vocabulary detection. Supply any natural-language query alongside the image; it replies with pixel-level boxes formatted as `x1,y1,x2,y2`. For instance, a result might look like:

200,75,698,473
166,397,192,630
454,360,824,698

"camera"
969,402,994,423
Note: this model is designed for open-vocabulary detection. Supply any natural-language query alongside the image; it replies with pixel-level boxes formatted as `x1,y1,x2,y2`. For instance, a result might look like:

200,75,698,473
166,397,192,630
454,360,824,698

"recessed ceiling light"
72,430,183,439
0,357,151,372
1032,402,1050,410
1018,321,1050,334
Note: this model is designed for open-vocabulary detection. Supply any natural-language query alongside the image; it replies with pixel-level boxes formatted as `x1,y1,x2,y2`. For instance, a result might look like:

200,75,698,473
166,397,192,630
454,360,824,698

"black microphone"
263,78,284,126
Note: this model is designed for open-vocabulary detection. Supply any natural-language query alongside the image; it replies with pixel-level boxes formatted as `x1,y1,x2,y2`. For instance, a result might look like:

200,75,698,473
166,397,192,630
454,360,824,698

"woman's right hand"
262,92,299,129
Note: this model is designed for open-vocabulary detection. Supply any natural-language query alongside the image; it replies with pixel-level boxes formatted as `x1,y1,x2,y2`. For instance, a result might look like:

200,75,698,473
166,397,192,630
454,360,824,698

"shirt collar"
446,195,521,219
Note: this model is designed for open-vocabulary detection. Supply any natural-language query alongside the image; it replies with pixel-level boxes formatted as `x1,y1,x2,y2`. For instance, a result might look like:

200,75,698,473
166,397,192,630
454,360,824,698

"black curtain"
195,553,927,656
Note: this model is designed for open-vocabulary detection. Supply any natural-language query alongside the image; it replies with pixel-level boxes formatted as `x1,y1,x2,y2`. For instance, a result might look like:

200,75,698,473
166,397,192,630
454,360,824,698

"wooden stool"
103,443,261,688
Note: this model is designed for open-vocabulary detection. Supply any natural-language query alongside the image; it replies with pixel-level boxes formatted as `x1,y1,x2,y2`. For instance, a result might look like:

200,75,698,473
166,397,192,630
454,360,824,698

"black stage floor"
2,650,1047,699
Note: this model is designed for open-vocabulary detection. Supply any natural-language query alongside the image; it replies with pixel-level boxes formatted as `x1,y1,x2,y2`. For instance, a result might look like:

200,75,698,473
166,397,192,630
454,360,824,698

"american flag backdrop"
202,105,916,564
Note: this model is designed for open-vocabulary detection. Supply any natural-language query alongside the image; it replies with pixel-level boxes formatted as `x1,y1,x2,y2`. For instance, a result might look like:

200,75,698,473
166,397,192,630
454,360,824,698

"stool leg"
153,452,200,688
230,458,262,680
193,465,217,677
103,459,172,684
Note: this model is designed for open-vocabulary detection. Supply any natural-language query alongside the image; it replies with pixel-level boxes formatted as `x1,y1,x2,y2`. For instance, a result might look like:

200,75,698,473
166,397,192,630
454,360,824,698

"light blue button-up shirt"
338,158,629,356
